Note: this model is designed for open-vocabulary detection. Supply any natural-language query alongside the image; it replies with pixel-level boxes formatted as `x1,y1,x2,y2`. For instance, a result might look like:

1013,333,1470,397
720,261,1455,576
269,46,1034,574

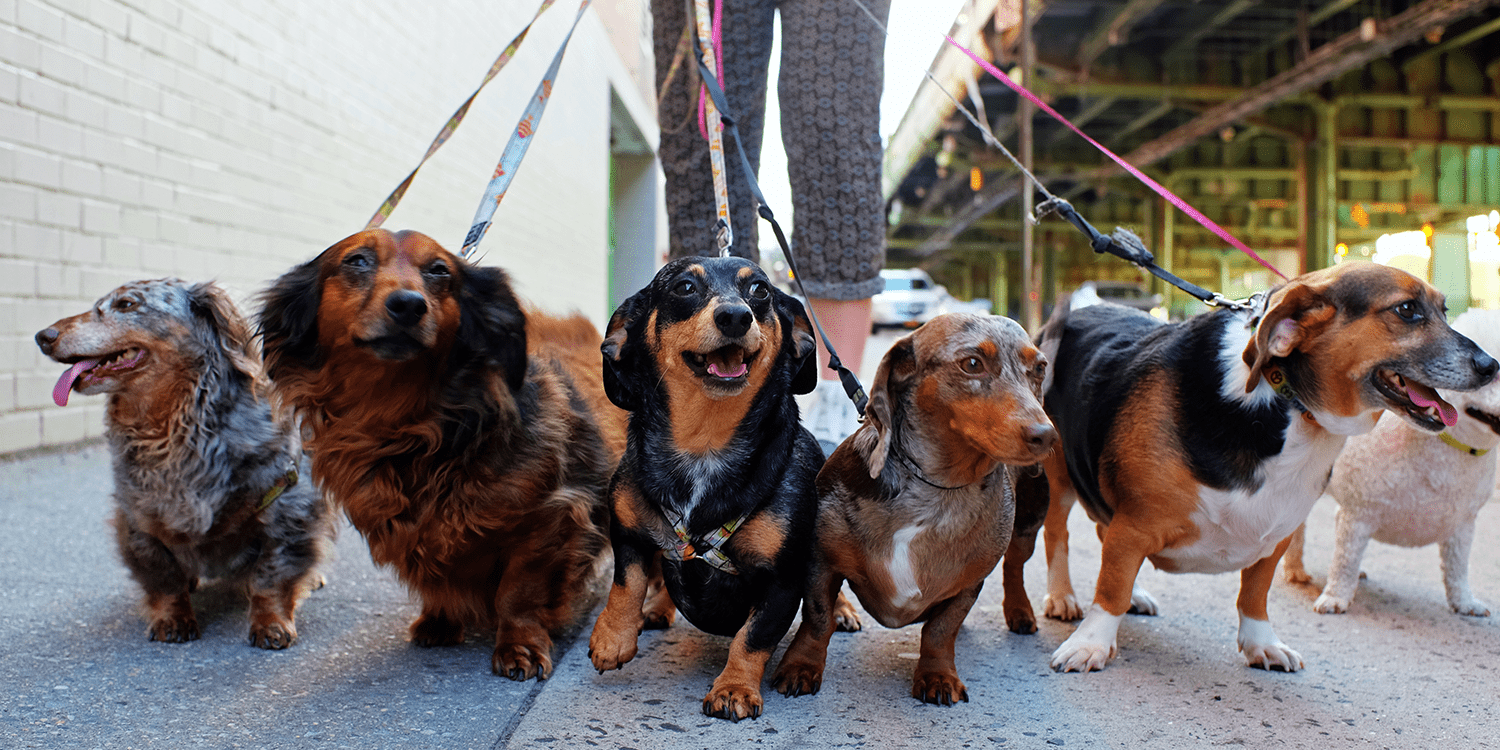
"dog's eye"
960,356,985,374
672,279,697,296
343,252,372,269
1394,300,1424,322
113,298,137,312
747,281,770,301
425,261,450,277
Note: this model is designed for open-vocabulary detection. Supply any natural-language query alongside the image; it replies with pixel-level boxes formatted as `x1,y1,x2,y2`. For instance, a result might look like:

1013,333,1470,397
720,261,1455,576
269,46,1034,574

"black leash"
687,18,869,417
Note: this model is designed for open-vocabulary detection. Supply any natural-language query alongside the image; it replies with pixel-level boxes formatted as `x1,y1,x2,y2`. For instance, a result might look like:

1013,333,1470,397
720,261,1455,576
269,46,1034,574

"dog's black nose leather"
1473,350,1498,383
715,304,753,339
35,327,59,354
1025,423,1057,454
385,290,428,327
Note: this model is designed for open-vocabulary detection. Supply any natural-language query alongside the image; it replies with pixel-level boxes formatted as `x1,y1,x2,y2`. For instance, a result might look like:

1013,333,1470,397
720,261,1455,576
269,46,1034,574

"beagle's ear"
775,289,818,395
456,264,529,395
856,335,916,478
258,255,327,381
601,289,650,412
1242,281,1335,392
188,281,261,385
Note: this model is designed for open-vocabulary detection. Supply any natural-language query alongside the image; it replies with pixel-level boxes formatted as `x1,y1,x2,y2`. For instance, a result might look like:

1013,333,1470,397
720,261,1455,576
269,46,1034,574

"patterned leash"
366,0,560,230
692,0,735,256
461,0,592,259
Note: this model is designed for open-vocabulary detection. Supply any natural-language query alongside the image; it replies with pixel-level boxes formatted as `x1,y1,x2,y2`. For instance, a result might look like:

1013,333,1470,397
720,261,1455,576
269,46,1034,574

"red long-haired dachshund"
258,228,626,680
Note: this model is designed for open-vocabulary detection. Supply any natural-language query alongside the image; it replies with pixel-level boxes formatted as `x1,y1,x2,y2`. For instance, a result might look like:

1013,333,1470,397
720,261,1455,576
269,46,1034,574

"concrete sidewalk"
3,440,1497,749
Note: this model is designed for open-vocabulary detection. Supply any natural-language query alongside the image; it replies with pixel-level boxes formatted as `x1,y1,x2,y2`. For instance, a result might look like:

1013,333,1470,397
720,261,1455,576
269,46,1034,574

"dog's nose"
1472,349,1498,383
385,290,428,327
715,304,753,339
1024,422,1057,454
35,327,59,355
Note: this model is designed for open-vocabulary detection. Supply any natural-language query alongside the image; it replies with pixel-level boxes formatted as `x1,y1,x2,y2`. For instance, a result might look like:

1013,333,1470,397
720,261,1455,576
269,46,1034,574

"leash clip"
713,218,733,257
1032,196,1069,225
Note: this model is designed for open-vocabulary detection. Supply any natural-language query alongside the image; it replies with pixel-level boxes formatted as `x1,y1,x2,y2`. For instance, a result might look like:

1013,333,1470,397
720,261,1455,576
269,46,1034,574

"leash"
686,11,869,417
461,0,593,259
942,36,1291,284
365,0,560,230
692,0,735,256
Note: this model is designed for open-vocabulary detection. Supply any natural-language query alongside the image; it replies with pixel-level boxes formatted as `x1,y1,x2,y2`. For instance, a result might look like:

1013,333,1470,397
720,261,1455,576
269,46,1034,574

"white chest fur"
1158,416,1346,574
885,524,925,608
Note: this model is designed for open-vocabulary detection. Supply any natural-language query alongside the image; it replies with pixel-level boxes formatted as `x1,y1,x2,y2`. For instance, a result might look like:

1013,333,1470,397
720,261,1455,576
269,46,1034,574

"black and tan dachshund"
587,256,837,721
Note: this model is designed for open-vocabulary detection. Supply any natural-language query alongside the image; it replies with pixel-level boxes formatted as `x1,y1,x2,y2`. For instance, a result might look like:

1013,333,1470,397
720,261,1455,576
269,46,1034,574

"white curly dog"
1284,308,1500,616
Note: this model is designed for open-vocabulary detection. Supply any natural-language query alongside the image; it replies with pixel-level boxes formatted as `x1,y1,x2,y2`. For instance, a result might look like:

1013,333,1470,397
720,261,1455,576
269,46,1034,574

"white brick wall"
1,0,663,455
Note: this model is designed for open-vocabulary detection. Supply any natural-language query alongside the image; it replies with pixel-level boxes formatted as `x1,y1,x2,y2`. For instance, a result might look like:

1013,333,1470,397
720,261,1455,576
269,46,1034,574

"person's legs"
653,0,775,261
779,0,889,451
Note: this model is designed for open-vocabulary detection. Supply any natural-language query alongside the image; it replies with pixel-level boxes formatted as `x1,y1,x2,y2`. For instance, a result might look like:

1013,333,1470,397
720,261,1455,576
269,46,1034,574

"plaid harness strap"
663,511,749,575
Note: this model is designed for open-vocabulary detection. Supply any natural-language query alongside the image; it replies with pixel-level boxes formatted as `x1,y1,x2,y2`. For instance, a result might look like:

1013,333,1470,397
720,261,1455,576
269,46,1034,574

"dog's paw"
702,682,763,722
1042,593,1084,621
1311,593,1350,614
1004,602,1038,634
248,621,297,650
1128,586,1159,616
147,616,200,644
1282,566,1313,585
587,623,639,672
1451,597,1492,617
911,670,969,706
771,660,824,698
309,574,328,591
1242,642,1304,672
641,588,676,630
493,642,553,681
1050,636,1115,672
833,592,863,632
408,614,464,647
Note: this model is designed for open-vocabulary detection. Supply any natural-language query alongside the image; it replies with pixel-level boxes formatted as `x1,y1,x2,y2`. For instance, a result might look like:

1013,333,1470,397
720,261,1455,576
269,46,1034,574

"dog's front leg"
1050,523,1151,672
1238,535,1304,671
116,520,199,643
1314,506,1376,614
703,579,801,721
1441,516,1490,616
588,533,654,672
771,560,845,697
912,580,983,705
1040,451,1083,621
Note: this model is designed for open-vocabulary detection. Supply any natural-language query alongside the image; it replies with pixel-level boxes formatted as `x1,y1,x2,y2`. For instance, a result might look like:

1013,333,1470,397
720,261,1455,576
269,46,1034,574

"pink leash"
697,0,726,140
944,36,1289,281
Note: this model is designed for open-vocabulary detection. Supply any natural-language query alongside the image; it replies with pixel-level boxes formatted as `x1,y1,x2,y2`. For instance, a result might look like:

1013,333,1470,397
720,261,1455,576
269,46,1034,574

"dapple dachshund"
771,313,1056,705
36,278,334,648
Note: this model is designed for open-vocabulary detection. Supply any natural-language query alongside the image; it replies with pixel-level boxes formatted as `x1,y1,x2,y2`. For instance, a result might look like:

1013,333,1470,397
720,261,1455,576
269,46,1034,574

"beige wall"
0,0,662,454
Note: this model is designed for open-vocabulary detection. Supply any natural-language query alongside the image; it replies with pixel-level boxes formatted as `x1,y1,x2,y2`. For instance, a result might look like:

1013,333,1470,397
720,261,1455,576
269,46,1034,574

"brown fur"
773,313,1055,704
258,228,624,679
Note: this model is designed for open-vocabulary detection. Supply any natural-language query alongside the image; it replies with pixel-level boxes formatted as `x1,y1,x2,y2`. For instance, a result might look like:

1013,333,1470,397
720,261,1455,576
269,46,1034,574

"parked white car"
871,268,947,331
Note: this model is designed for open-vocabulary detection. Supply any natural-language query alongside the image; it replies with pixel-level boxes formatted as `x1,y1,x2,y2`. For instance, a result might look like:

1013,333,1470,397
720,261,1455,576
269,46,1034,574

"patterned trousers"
652,0,889,300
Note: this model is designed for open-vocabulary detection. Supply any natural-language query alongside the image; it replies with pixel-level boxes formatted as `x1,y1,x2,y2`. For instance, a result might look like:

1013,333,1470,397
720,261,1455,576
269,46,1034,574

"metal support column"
1020,0,1040,331
1316,101,1338,271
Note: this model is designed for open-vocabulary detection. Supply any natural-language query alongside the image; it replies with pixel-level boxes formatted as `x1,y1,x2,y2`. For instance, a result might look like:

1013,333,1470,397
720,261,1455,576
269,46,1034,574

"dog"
1031,261,1497,673
258,228,625,680
35,279,334,648
770,313,1056,705
1282,308,1500,616
586,256,827,721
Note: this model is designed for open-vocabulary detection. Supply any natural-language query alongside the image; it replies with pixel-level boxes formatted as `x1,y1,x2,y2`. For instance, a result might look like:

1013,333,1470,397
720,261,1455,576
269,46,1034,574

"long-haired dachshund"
772,313,1056,705
258,228,625,680
35,279,334,648
587,256,825,721
1030,261,1496,673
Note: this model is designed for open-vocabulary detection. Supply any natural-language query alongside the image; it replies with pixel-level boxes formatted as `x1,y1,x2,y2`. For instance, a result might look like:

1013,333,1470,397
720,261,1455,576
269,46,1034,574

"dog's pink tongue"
707,362,748,378
52,359,98,407
1408,384,1458,427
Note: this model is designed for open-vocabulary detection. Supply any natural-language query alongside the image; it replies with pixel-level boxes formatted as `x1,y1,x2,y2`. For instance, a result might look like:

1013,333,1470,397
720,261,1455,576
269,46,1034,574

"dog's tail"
1035,296,1071,397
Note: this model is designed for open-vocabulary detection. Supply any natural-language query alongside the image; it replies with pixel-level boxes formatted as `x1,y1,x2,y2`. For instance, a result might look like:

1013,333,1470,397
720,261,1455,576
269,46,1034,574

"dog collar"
1439,431,1490,457
1263,365,1317,424
255,463,300,513
663,511,749,575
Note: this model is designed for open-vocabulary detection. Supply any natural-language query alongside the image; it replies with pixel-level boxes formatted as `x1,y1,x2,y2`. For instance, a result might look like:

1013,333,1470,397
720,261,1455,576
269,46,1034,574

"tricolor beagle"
1030,261,1496,672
